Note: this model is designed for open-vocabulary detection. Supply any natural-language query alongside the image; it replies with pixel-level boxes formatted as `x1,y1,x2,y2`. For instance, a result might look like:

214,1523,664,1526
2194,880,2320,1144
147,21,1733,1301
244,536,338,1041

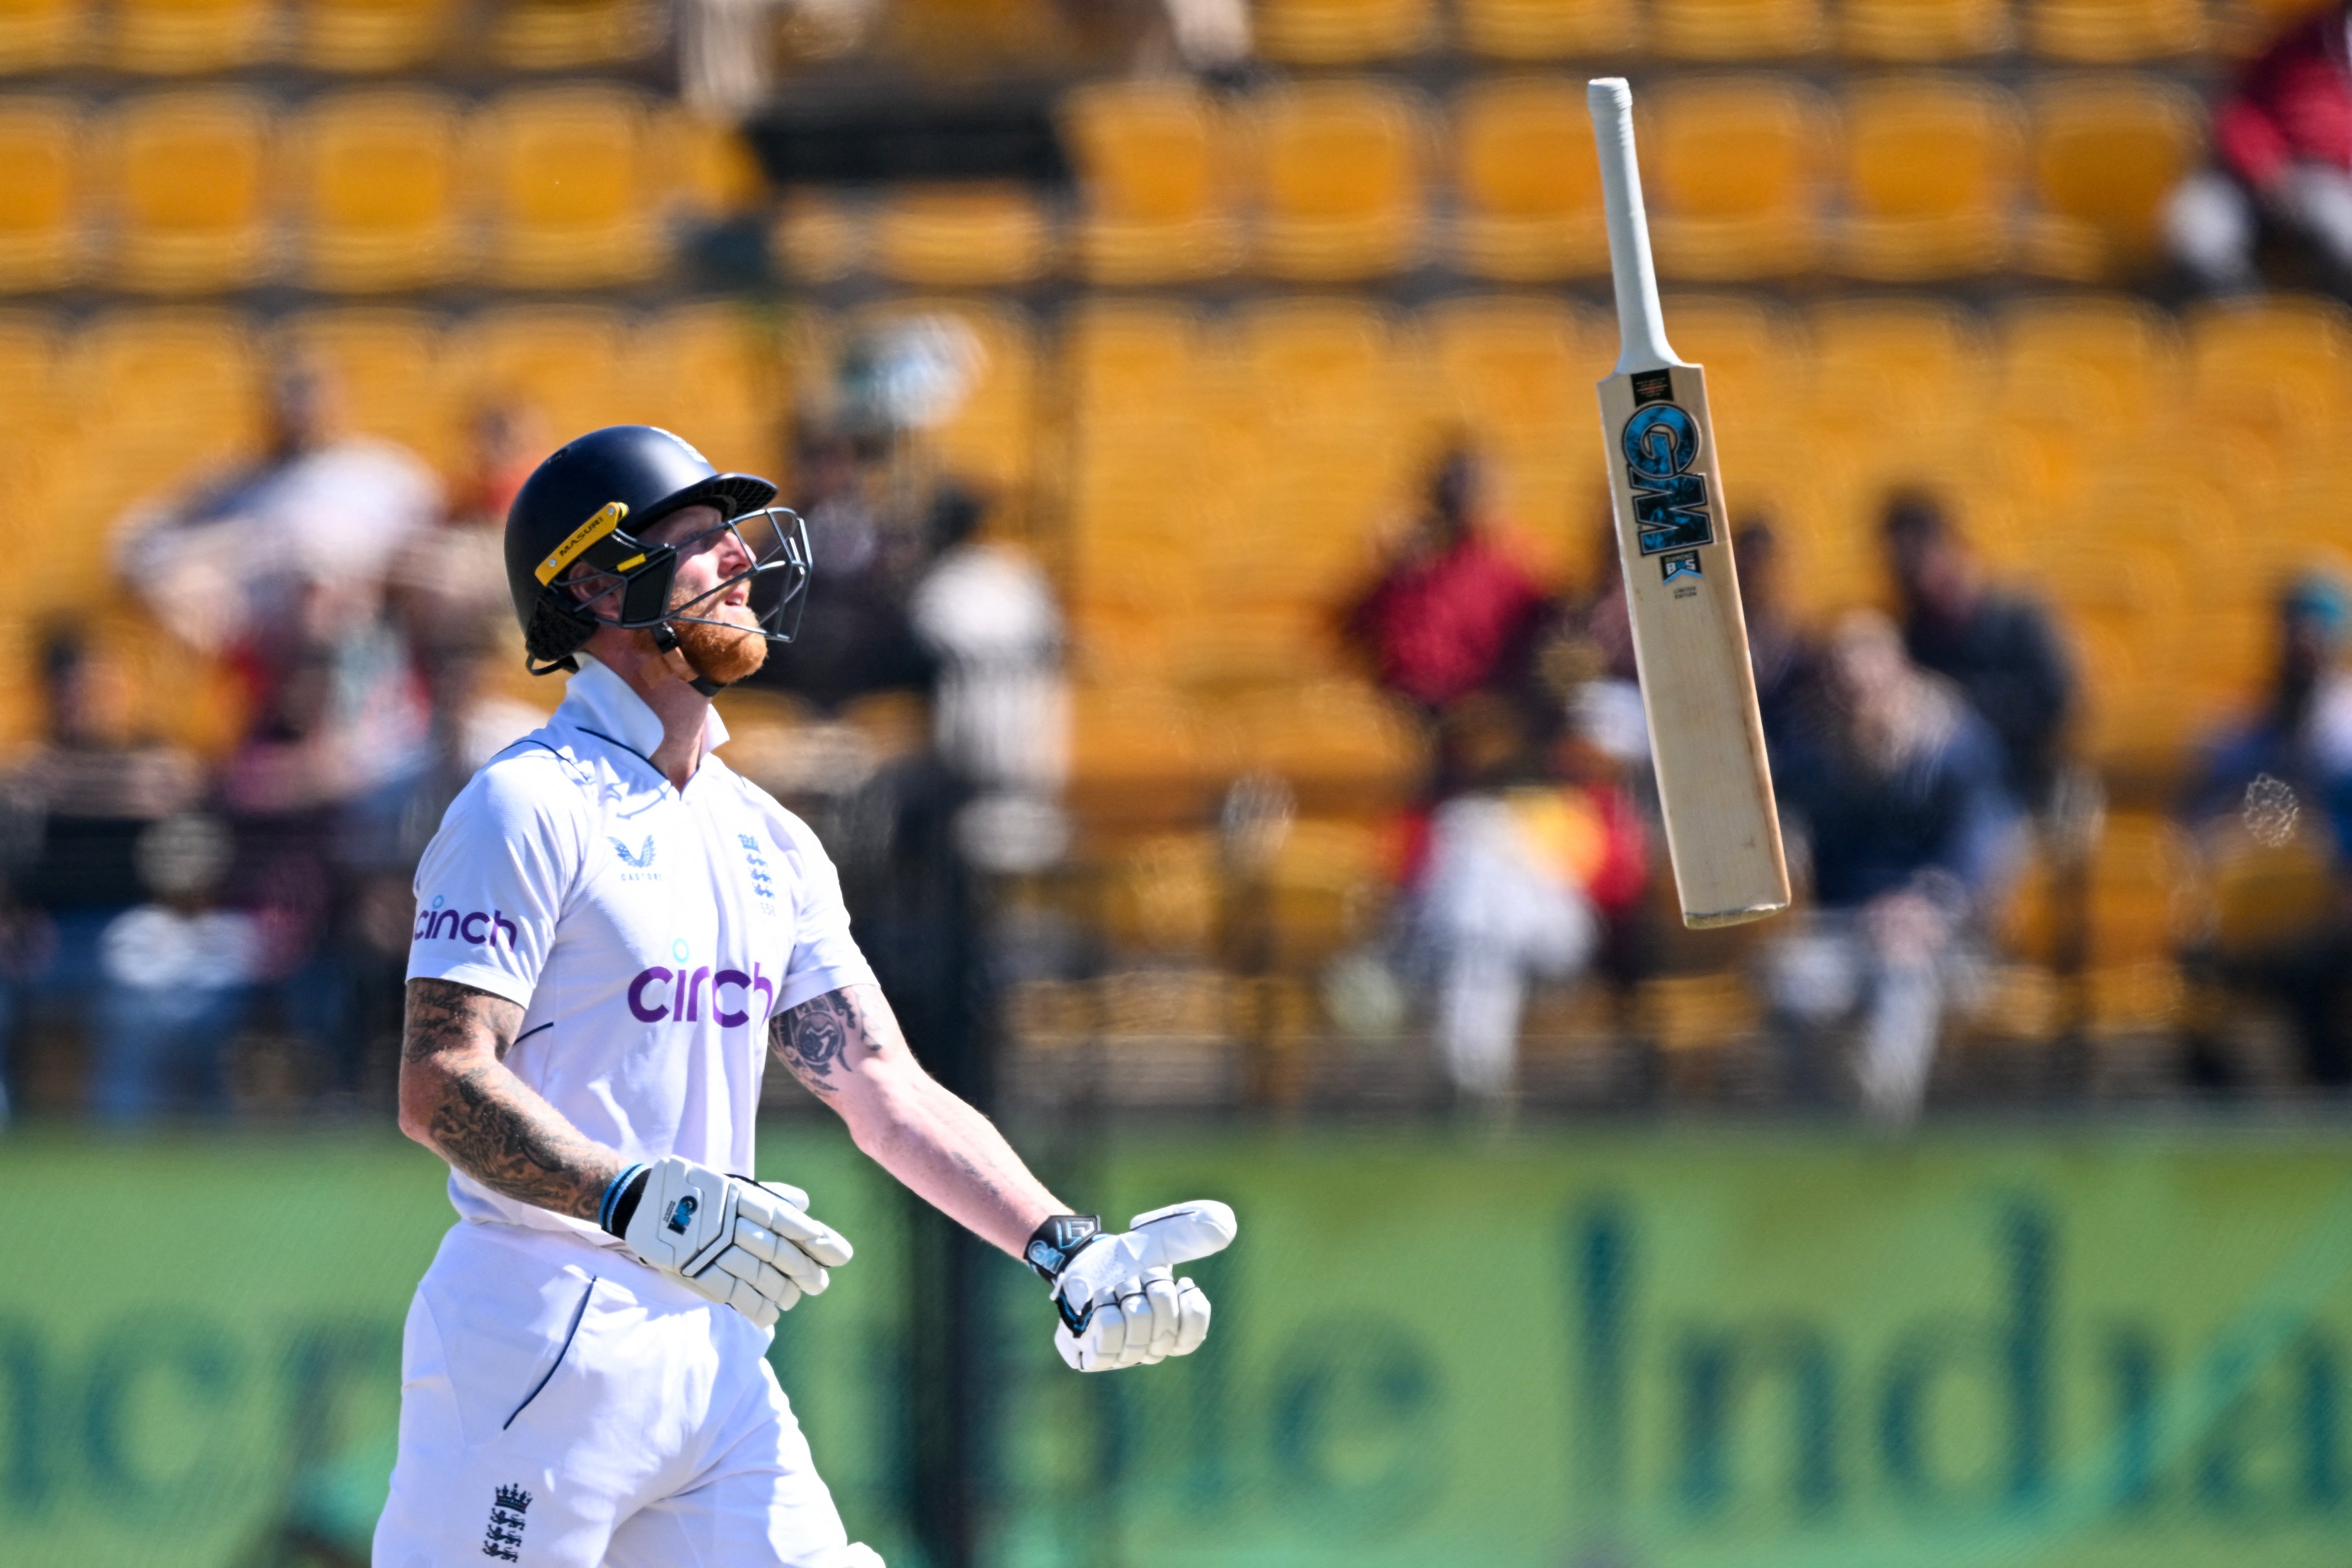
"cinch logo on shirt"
412,898,519,949
628,960,777,1027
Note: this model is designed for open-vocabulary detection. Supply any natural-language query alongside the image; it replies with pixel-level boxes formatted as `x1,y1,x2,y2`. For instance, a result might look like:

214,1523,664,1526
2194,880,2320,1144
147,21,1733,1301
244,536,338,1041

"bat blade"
1596,360,1790,927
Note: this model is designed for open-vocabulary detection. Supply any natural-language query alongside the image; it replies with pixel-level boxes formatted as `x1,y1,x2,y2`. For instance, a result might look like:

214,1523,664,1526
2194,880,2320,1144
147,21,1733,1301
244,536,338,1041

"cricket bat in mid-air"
1587,77,1790,929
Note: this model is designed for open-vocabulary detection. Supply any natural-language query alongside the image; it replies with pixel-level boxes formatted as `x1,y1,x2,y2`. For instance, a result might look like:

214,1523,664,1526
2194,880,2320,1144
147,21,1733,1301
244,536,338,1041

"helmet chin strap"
650,620,736,699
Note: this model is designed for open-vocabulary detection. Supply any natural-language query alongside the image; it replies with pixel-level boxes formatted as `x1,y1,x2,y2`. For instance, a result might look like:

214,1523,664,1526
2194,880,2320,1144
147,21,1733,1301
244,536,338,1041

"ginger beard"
667,583,768,686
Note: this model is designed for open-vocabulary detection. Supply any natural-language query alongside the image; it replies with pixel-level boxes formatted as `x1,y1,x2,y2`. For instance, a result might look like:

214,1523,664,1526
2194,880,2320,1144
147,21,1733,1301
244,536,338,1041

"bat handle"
1588,77,1677,374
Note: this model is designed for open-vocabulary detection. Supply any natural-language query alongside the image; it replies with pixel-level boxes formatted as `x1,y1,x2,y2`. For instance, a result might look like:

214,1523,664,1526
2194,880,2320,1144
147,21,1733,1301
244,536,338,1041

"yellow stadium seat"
671,113,766,220
770,189,864,283
2083,812,2191,965
2023,75,2202,281
477,87,667,288
1655,293,1810,449
1062,298,1212,434
0,0,84,71
293,0,454,69
76,307,263,527
112,0,274,72
871,183,1055,287
108,91,272,294
1453,77,1608,281
1653,0,1822,57
1254,0,1435,63
1841,0,2008,56
0,312,66,440
1836,75,2021,278
1807,299,1992,468
1251,83,1430,282
1061,81,1240,284
277,307,453,468
1424,294,1602,453
1424,295,1606,581
1069,683,1221,812
1232,683,1422,803
2023,0,2206,58
1990,295,2179,509
0,98,83,291
1995,294,2178,421
458,305,637,443
1459,0,1638,56
1232,297,1412,437
1645,78,1830,278
292,89,467,292
486,0,658,67
2185,296,2352,456
853,300,1037,495
632,303,785,478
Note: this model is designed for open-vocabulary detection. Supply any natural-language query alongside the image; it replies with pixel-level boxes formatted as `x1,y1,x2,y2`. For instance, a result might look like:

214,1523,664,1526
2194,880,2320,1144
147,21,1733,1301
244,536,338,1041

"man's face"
569,504,768,685
646,505,768,685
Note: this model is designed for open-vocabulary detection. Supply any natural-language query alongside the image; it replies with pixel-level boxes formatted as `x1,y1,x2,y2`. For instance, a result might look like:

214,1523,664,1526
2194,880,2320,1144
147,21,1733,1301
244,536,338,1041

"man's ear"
561,565,614,608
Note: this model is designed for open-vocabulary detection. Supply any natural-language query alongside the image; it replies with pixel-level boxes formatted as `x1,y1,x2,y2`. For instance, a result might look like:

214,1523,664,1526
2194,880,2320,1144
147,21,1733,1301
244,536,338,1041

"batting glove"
1027,1201,1237,1372
600,1155,853,1329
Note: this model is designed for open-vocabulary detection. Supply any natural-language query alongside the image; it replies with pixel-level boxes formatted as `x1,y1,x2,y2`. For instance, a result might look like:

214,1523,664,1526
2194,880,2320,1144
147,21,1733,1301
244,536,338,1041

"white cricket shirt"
407,655,876,1241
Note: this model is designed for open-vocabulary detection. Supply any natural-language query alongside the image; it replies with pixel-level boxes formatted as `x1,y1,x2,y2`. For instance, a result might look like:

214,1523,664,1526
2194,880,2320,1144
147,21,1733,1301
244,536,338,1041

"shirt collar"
558,655,729,767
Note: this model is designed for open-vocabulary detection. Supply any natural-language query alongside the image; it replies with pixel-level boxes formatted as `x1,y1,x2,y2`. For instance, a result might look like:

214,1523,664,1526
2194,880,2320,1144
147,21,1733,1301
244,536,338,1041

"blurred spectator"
2179,569,2352,1086
1884,493,2075,813
756,425,932,711
2166,1,2352,294
91,815,258,1122
1399,698,1646,1103
391,405,551,795
0,630,205,1116
1347,448,1552,792
907,484,1071,873
1764,612,2021,1123
115,362,441,664
1734,520,1822,754
114,359,440,1102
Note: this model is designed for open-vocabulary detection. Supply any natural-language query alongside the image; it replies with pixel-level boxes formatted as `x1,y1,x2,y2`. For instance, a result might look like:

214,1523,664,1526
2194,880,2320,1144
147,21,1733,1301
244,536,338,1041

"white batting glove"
599,1155,853,1329
1026,1201,1237,1372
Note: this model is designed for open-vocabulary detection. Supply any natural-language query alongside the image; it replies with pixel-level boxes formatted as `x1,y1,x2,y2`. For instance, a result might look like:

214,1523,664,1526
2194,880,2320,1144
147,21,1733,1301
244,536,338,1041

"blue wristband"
599,1163,649,1236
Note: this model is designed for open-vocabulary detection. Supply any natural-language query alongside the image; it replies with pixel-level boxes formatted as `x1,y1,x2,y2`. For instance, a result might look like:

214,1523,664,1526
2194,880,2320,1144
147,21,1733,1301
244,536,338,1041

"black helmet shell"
503,425,778,667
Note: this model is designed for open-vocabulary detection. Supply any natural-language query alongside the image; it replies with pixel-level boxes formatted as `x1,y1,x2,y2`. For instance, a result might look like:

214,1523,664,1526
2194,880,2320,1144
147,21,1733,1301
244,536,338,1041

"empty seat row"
781,74,2204,288
0,87,760,293
1256,0,2310,63
0,0,657,75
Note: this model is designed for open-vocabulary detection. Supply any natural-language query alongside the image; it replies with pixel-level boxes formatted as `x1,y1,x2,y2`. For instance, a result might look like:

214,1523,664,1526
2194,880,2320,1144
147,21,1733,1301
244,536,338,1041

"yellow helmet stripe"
534,501,629,585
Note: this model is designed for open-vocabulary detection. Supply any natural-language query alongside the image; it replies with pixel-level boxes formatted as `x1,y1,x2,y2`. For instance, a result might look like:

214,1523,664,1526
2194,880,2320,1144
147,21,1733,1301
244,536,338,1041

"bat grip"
1588,77,1676,373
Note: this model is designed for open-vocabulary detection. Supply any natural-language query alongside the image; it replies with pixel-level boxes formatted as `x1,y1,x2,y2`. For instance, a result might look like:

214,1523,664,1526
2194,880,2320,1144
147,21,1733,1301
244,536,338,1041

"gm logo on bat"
1621,370,1712,583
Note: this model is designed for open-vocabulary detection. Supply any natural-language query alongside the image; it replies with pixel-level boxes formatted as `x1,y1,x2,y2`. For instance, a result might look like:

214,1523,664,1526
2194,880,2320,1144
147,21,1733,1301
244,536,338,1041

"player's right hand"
600,1155,853,1329
1038,1201,1236,1372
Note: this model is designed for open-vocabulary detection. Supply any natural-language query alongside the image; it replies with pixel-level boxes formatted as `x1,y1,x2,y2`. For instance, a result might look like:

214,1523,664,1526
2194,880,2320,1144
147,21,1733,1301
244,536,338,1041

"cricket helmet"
503,424,812,676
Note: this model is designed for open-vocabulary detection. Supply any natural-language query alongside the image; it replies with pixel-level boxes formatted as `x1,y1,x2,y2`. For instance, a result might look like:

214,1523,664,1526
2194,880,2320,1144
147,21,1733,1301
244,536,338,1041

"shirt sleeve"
407,751,580,1007
770,807,878,1014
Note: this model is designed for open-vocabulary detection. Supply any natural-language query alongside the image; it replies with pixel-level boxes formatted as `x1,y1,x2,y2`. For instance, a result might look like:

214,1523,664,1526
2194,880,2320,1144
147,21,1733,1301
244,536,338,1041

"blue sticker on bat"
1620,403,1716,558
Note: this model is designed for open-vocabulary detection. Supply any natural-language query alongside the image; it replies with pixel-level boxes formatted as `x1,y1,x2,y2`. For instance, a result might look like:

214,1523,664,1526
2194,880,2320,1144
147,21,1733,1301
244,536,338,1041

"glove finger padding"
733,1217,832,1296
1139,1272,1182,1362
736,1184,855,1269
1171,1278,1211,1356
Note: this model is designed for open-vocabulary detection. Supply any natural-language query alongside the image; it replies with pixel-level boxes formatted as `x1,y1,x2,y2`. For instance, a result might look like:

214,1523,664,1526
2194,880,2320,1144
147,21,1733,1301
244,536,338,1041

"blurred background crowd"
4,0,2352,1128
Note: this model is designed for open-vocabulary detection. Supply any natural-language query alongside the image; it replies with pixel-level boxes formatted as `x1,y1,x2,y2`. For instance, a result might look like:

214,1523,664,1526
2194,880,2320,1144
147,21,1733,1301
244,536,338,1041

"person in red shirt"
1345,446,1551,722
2168,1,2352,291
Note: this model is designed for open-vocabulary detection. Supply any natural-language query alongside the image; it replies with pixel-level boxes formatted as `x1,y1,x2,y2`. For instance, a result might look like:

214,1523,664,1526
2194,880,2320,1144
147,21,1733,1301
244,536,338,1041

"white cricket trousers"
373,1219,884,1568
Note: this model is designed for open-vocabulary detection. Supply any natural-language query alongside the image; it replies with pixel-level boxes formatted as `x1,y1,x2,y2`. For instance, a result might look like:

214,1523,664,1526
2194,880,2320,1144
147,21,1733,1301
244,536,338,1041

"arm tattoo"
771,986,879,1095
401,977,615,1221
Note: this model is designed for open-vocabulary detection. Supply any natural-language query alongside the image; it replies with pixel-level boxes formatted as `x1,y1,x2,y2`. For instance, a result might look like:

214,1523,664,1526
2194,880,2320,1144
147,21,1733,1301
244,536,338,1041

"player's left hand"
1032,1201,1236,1372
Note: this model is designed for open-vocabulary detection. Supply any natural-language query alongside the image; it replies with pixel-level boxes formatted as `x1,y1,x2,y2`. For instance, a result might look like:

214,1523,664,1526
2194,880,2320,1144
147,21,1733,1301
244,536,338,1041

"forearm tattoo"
771,986,882,1095
402,978,615,1221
